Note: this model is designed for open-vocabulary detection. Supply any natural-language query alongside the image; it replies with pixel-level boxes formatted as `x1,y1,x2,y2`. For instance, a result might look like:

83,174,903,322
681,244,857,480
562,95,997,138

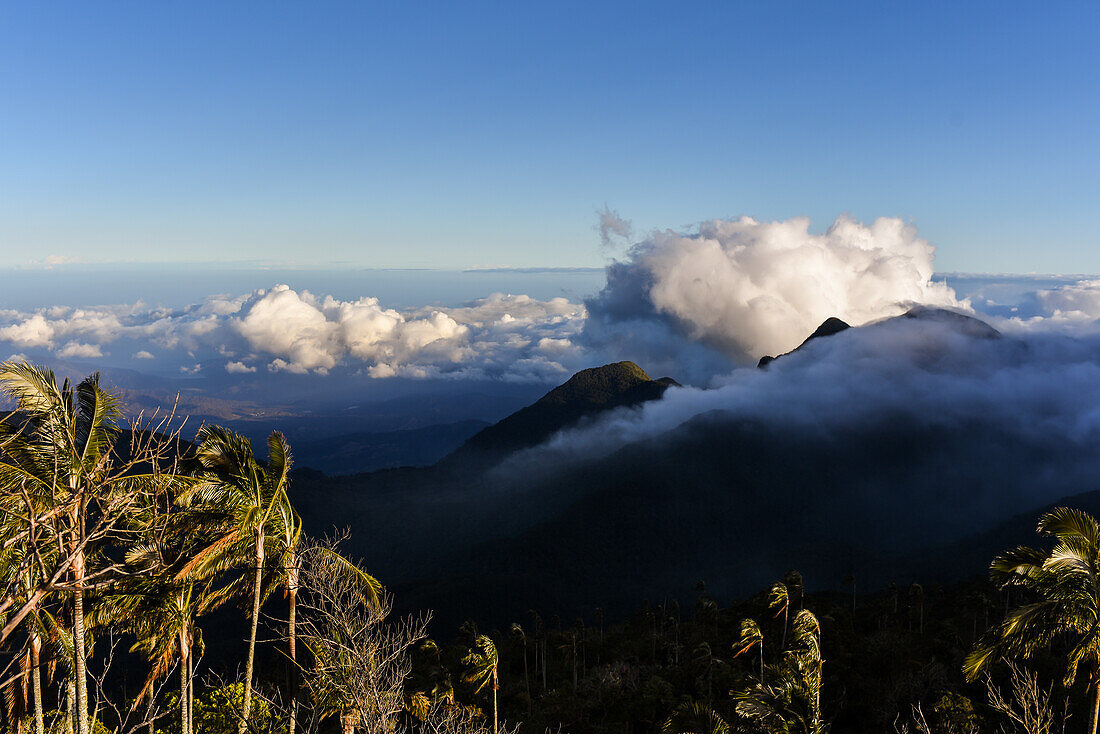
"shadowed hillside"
443,361,678,464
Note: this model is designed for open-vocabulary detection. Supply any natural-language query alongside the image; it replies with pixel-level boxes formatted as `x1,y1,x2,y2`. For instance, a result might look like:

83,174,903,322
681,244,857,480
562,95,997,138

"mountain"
758,316,851,367
443,361,678,463
295,309,1084,626
757,307,999,368
910,488,1100,583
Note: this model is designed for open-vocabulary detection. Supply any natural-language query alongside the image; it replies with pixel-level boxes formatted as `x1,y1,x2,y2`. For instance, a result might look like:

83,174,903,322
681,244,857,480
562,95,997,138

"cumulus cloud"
57,342,103,359
236,286,340,373
225,360,256,374
584,214,964,374
226,286,588,379
133,350,155,359
0,314,54,348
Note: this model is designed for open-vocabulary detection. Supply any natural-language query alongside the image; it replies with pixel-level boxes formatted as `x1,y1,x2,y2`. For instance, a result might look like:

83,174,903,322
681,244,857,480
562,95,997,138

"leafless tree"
984,662,1057,734
291,535,428,734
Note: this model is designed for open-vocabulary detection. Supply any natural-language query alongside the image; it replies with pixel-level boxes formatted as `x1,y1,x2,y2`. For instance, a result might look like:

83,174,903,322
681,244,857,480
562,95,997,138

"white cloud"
235,285,339,373
57,342,103,359
7,213,1096,386
1034,279,1100,323
227,286,586,378
0,314,54,348
585,214,965,370
225,360,256,374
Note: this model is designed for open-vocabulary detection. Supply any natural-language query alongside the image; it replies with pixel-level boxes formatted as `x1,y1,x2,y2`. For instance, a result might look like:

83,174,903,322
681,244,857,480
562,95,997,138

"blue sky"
1,1,1097,272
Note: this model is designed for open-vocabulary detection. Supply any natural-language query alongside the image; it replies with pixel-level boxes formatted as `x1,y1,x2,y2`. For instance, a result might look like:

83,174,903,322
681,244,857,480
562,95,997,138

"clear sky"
1,1,1096,273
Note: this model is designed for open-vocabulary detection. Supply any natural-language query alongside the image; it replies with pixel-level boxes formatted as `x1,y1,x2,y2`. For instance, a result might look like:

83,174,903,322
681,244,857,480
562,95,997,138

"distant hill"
911,488,1100,583
443,361,678,464
290,419,488,475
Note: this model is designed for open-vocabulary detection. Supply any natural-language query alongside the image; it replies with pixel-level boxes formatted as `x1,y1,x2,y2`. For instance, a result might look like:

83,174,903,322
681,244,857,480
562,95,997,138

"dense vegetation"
1,360,1098,734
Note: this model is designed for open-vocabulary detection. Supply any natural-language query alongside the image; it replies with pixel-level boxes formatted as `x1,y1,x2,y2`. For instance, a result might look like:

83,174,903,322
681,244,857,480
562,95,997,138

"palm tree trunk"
522,639,530,710
30,632,44,734
781,608,787,651
72,547,89,734
145,690,155,734
240,529,264,734
180,643,189,734
288,575,298,734
188,650,194,734
492,667,498,734
1089,676,1100,734
65,680,75,734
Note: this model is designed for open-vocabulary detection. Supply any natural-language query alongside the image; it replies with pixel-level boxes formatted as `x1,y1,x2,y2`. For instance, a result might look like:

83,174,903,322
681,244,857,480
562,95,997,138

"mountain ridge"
443,360,679,464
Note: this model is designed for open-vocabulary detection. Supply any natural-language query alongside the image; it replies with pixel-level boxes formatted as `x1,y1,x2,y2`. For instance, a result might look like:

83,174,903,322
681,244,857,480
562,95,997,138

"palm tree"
419,639,455,705
769,582,789,651
692,642,720,703
0,362,171,734
732,618,764,681
733,609,825,734
661,701,729,734
510,623,530,707
181,426,293,734
527,610,545,691
909,583,924,634
98,576,203,734
842,573,855,615
0,536,54,734
463,634,499,734
783,570,804,611
271,492,304,734
964,507,1100,734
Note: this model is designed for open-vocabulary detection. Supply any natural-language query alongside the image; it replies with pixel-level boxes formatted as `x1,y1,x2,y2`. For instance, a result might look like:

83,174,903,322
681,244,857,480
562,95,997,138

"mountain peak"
536,361,655,407
758,317,851,368
446,361,678,463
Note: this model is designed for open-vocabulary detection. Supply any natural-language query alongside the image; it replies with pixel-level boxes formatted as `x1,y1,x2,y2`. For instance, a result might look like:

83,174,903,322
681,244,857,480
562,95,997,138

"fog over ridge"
503,309,1100,513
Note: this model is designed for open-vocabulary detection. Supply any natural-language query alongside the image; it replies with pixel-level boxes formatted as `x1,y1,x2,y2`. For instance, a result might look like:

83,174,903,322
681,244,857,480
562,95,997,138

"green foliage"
156,683,273,734
661,701,728,734
931,692,982,734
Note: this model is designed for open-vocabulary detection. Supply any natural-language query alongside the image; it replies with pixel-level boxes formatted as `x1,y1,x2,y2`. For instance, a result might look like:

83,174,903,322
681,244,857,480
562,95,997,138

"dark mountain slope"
443,361,678,463
910,489,1100,583
399,404,1095,624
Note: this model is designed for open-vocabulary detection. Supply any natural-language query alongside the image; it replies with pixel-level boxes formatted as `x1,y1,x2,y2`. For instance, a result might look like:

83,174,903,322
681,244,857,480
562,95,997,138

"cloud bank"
1,214,1099,385
0,287,588,382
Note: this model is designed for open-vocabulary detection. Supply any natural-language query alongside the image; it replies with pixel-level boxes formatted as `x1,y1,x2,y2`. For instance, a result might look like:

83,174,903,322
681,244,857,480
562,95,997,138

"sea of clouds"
2,214,1100,386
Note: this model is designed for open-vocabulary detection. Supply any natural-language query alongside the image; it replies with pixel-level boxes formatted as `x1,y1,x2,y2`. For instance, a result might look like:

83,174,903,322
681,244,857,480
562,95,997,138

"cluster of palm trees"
0,360,379,734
